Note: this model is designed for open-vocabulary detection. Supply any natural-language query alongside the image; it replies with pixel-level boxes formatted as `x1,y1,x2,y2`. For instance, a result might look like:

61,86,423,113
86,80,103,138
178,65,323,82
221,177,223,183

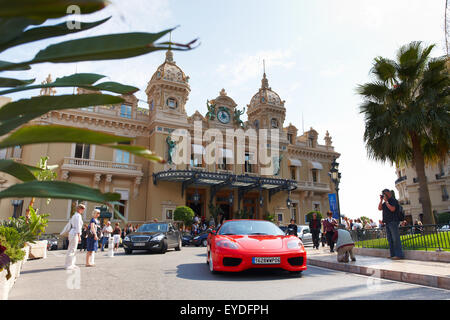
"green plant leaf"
0,17,111,52
0,0,108,19
92,82,139,95
0,180,121,203
0,60,31,71
30,29,177,64
0,159,39,181
0,74,138,95
0,125,132,148
0,17,45,48
0,77,35,87
0,94,124,135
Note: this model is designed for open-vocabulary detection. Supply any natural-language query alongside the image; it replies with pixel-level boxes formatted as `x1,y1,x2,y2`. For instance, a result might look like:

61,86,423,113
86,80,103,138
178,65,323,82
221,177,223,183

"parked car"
193,232,209,247
438,225,450,232
37,234,59,250
182,232,193,246
122,221,182,254
207,219,307,275
297,225,313,246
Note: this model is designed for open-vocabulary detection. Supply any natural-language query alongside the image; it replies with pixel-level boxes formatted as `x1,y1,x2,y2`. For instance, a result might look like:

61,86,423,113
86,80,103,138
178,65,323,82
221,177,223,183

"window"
12,146,22,159
150,100,154,111
166,209,173,220
313,202,321,212
271,118,278,128
0,148,6,159
245,153,253,173
287,134,293,144
81,106,94,112
312,169,318,183
166,97,178,109
291,203,298,221
74,144,90,159
115,141,131,164
290,166,296,180
113,189,129,220
277,213,283,222
218,157,228,170
120,104,132,118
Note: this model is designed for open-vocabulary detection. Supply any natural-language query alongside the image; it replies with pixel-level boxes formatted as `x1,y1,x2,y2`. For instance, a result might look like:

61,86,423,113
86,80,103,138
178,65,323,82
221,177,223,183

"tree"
0,0,196,222
174,206,195,230
305,211,323,223
357,41,449,225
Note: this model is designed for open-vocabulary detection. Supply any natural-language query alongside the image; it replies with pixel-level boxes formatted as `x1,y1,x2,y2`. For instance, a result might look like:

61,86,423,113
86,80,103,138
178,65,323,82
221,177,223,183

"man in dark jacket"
309,212,322,249
378,188,404,260
287,219,298,236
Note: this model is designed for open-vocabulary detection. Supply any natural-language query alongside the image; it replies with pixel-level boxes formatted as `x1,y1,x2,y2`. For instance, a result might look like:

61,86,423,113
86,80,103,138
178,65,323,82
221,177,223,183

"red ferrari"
207,219,307,275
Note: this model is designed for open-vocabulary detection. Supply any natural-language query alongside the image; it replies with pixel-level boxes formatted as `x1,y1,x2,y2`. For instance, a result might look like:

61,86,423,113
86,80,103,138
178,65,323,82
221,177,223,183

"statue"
273,154,283,176
233,107,245,128
166,135,176,164
39,74,56,96
205,99,216,120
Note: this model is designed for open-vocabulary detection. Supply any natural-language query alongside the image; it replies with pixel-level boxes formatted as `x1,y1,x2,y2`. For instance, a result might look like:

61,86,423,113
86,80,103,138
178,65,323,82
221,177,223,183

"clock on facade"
217,107,231,124
166,97,178,109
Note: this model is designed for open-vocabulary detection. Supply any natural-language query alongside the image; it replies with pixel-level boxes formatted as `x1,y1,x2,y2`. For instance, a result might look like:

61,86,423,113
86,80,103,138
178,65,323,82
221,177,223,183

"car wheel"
160,239,167,254
175,238,181,251
209,255,216,274
202,239,207,247
124,248,133,255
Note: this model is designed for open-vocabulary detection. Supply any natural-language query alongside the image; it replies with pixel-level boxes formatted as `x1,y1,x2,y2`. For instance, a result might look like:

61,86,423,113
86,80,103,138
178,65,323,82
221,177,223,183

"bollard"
108,236,114,257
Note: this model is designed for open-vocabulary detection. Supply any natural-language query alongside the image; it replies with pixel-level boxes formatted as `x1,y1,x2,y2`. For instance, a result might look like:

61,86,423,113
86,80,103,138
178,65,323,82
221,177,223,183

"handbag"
60,220,72,237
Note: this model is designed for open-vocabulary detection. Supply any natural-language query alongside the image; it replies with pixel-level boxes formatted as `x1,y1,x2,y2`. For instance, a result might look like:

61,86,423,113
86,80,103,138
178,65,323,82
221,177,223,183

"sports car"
206,219,307,275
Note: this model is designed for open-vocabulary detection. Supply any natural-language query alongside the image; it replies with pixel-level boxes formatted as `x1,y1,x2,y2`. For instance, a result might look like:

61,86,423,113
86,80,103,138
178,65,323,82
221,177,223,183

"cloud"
216,49,296,86
319,64,346,78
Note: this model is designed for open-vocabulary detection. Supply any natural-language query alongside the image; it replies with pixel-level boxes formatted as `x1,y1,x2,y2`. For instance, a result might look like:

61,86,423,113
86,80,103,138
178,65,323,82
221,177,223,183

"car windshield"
218,220,284,236
136,223,168,233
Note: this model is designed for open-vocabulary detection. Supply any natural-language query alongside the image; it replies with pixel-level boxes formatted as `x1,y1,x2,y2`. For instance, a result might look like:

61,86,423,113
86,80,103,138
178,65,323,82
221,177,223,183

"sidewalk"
306,246,450,290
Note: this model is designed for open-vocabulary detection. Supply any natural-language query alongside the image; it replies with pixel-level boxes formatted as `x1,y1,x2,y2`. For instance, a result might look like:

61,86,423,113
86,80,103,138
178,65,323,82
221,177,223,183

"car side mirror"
207,229,216,235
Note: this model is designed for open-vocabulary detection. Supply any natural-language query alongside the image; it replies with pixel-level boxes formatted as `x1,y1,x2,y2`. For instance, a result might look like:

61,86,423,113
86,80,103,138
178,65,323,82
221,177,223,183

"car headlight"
124,236,130,241
216,240,238,249
194,236,200,240
152,234,164,241
287,240,302,249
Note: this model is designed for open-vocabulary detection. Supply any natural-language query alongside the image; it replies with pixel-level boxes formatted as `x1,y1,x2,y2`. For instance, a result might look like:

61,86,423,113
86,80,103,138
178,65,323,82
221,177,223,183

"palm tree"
357,41,449,226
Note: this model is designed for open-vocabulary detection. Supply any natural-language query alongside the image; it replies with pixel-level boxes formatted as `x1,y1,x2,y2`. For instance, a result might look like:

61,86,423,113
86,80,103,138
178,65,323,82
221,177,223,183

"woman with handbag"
86,209,100,267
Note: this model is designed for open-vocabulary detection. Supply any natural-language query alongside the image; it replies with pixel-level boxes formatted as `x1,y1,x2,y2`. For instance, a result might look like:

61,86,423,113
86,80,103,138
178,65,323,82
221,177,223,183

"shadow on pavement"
21,267,66,274
176,262,305,282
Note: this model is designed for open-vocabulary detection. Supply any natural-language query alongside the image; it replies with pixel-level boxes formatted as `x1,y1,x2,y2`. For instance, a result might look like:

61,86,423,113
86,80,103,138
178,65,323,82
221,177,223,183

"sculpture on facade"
166,135,176,164
233,107,245,128
39,74,56,96
205,99,216,120
273,154,283,176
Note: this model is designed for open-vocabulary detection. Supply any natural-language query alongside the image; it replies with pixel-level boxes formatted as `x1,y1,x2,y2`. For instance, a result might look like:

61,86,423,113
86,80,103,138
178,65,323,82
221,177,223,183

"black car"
122,222,182,254
192,232,208,247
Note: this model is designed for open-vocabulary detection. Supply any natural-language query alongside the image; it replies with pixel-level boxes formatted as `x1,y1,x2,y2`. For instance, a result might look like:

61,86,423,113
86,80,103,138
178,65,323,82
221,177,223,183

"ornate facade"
0,50,340,233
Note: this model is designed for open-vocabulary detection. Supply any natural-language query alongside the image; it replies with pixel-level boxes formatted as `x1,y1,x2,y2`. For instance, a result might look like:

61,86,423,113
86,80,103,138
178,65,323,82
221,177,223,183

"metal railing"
350,224,450,251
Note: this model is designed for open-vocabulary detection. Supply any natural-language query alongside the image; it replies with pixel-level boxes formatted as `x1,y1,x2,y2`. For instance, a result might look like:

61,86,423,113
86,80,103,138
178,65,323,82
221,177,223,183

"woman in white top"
65,204,85,270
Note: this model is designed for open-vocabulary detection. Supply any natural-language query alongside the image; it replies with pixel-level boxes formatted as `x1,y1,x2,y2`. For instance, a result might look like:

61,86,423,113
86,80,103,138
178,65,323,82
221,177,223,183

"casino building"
0,50,340,233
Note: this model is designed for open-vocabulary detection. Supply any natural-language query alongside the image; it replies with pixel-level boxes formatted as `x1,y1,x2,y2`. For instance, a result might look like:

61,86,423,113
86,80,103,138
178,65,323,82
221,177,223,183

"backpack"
397,205,405,221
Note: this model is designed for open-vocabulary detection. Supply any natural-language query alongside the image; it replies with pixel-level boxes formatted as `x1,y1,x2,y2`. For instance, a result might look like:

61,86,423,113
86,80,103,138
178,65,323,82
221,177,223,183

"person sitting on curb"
332,224,356,263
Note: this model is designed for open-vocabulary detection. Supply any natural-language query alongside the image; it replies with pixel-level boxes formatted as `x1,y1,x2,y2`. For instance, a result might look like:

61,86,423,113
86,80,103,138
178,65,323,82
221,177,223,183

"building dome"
150,50,189,84
249,73,284,108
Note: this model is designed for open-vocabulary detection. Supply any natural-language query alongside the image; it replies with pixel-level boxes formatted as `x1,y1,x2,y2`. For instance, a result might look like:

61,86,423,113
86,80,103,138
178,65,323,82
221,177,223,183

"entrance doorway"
243,193,259,219
216,191,233,221
186,188,206,218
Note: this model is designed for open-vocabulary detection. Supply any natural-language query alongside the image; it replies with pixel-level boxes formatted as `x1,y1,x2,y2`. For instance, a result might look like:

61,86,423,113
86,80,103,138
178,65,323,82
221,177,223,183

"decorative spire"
261,60,269,89
324,130,333,148
165,31,175,63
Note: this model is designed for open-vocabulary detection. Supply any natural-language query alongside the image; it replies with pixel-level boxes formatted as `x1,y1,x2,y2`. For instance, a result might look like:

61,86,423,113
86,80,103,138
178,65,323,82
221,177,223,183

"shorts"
113,234,121,244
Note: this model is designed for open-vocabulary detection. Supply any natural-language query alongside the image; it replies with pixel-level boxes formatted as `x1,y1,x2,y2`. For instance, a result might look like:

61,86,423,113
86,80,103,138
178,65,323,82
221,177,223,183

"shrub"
0,231,25,264
437,211,450,225
174,206,195,228
305,211,323,223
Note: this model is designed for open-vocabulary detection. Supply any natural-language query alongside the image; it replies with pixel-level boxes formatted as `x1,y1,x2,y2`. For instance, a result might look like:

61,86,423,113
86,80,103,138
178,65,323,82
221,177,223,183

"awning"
288,159,302,167
310,161,323,170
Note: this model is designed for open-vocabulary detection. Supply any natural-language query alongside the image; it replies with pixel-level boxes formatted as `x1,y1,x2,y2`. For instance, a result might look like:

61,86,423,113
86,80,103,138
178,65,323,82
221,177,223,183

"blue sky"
2,0,447,221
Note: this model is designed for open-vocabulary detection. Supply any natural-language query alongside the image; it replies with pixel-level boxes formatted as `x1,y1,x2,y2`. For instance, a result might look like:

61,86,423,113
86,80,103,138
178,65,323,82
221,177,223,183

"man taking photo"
378,189,404,260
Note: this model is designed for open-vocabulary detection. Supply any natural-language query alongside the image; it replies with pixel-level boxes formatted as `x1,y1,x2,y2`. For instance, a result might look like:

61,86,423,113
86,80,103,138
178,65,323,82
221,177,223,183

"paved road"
9,246,450,300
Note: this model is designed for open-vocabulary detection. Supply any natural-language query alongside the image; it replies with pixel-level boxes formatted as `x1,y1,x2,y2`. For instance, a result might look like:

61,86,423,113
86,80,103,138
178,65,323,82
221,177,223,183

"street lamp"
228,192,234,205
328,158,342,224
193,189,200,204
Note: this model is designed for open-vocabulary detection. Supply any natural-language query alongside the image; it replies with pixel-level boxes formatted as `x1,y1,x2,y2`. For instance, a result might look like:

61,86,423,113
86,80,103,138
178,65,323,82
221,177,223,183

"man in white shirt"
65,204,85,270
101,221,113,252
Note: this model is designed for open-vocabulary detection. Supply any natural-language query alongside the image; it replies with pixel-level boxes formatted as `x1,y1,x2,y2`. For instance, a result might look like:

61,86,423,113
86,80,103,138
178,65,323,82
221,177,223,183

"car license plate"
134,242,146,246
252,257,280,264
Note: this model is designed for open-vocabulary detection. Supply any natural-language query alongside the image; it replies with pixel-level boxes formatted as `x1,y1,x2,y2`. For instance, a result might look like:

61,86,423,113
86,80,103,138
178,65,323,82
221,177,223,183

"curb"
307,258,450,291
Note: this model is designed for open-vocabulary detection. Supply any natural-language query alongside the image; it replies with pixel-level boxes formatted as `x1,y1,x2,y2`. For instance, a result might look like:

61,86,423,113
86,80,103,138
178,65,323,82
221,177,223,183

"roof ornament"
165,31,174,63
261,59,269,89
39,74,56,96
